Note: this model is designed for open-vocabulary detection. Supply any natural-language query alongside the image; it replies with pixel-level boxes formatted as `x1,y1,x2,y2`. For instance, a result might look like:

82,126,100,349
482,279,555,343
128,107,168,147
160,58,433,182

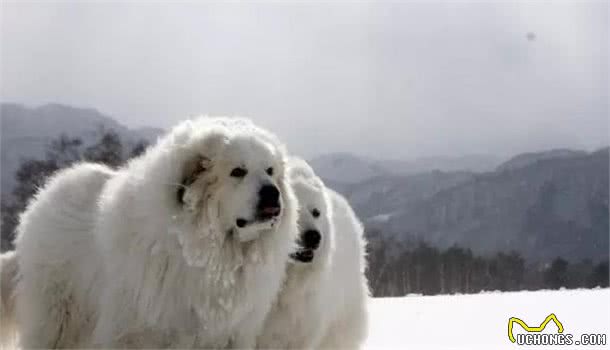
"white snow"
3,288,608,349
366,288,610,349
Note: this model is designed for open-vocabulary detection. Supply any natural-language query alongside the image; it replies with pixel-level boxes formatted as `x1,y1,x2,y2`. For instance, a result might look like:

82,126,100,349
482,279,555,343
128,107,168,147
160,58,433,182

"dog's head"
142,117,296,266
287,158,334,265
177,119,292,242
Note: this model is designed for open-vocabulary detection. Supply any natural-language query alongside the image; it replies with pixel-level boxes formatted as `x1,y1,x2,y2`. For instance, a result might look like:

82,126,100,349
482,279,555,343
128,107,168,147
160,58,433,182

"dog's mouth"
235,209,281,229
290,249,314,263
256,205,281,222
233,211,280,243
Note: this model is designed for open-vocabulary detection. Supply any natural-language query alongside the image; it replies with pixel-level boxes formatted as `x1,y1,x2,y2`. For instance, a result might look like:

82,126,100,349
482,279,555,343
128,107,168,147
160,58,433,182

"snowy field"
366,288,610,349
3,289,607,349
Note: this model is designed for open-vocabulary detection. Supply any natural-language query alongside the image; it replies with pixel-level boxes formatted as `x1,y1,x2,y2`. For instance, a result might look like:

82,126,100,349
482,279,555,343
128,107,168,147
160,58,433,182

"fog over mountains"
1,103,607,263
337,149,608,263
309,153,501,184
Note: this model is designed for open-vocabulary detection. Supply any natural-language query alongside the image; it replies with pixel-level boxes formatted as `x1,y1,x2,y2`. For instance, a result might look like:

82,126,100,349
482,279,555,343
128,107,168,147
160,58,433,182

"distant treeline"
366,232,609,297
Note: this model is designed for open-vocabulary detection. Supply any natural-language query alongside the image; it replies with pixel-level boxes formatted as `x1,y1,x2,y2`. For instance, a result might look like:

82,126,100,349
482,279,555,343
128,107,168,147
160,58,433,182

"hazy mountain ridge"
496,149,588,172
0,103,163,198
307,153,389,184
309,152,501,184
331,149,609,263
336,171,475,220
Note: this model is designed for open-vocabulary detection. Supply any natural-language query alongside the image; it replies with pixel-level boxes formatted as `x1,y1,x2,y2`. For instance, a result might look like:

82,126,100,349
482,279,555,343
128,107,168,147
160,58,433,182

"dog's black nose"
257,184,281,218
302,229,321,250
259,185,280,205
236,218,247,228
259,184,280,203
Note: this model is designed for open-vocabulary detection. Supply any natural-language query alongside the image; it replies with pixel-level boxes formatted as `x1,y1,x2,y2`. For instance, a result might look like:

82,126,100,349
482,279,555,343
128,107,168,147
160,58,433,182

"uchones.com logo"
508,314,607,346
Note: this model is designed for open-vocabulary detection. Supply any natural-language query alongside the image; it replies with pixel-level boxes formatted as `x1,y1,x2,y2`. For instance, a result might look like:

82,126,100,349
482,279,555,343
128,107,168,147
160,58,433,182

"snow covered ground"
366,288,610,349
2,288,607,349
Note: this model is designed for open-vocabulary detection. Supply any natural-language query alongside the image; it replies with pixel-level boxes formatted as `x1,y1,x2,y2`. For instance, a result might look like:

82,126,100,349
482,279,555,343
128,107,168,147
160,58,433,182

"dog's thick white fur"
257,158,370,349
12,163,115,348
8,118,298,348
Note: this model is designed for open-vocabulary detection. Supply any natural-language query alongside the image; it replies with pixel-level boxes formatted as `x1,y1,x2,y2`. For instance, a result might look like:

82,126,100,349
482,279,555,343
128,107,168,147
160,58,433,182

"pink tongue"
263,207,280,215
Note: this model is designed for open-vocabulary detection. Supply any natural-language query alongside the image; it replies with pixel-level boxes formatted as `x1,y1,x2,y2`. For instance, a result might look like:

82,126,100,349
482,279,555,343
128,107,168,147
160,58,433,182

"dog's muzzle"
290,229,322,263
233,184,282,242
256,184,281,221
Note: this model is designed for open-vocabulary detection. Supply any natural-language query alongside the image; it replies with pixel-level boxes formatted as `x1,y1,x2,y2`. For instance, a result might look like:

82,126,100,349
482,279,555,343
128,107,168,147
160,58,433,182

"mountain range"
0,103,162,199
330,148,608,263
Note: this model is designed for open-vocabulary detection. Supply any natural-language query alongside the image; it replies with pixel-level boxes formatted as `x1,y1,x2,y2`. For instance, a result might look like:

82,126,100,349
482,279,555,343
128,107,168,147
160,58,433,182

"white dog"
7,117,298,348
257,158,370,349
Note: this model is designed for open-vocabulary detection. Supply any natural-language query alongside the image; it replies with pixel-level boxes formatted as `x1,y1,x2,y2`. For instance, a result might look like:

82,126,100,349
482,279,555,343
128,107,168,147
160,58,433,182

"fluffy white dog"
257,158,370,349
7,118,298,348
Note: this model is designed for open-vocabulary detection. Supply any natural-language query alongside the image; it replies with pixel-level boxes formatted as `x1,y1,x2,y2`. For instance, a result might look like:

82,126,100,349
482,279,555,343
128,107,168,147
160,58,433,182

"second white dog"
257,158,370,349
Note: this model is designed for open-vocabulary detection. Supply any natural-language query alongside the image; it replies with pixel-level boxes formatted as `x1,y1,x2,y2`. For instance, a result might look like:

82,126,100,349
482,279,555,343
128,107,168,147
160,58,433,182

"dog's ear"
178,155,204,204
178,130,229,204
199,130,229,165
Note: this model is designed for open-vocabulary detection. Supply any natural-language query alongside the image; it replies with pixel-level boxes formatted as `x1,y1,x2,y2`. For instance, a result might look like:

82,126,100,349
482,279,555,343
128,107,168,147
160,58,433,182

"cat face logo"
508,313,564,343
508,312,607,346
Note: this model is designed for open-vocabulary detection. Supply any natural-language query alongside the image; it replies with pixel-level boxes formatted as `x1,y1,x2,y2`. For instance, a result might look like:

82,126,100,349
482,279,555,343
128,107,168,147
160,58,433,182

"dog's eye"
266,167,274,176
230,167,248,178
312,208,320,218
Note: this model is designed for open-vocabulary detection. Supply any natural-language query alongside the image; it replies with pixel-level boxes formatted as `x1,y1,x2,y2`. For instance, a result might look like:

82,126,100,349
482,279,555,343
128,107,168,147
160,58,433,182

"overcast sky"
1,1,607,159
